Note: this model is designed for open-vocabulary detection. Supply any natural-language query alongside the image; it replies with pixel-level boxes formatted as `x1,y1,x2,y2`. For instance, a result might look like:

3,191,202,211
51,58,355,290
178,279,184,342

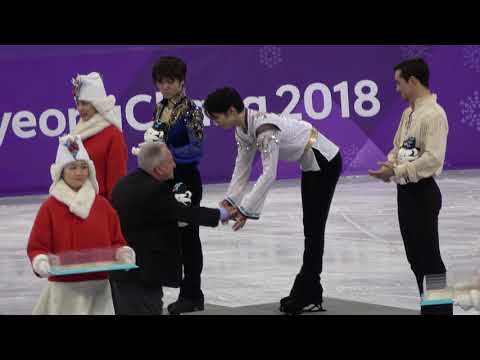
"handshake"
172,184,245,230
218,200,248,231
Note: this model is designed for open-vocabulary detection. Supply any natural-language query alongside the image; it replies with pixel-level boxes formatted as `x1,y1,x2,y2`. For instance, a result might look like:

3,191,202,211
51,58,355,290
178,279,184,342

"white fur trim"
72,113,112,140
50,158,99,196
87,159,100,194
90,96,122,130
49,136,99,195
32,254,50,277
91,95,115,114
50,179,96,219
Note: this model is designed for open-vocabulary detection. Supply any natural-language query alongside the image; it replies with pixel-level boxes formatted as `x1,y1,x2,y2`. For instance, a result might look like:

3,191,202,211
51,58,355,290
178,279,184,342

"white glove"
115,246,136,265
131,144,144,156
32,254,51,278
144,128,163,143
455,289,480,311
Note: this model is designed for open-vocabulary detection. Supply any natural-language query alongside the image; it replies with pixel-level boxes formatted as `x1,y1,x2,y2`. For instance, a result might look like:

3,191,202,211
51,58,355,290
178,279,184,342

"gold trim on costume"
303,127,318,154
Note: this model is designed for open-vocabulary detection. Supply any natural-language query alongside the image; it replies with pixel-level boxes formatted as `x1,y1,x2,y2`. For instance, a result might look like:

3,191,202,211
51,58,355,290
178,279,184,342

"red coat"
27,195,127,282
83,126,128,200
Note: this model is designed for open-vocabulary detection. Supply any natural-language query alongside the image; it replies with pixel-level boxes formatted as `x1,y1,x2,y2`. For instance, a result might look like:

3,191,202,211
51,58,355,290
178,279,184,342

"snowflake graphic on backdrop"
349,144,377,170
399,45,432,60
459,91,480,132
462,45,480,73
259,45,283,69
341,144,360,167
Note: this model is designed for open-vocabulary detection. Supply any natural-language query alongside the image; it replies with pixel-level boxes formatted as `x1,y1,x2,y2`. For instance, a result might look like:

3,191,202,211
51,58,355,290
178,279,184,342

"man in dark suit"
109,142,233,315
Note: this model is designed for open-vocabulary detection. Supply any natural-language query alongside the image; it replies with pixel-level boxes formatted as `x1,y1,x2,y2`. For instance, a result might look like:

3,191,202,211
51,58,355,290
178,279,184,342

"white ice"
1,169,479,315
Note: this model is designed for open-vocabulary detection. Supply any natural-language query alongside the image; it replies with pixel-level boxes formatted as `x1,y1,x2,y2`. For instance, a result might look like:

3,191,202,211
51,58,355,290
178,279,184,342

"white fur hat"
49,135,99,194
72,72,121,129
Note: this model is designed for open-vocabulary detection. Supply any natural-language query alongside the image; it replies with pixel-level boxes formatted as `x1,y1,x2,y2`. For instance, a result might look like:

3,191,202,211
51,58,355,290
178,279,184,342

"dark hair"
394,58,430,88
203,87,245,116
152,56,187,83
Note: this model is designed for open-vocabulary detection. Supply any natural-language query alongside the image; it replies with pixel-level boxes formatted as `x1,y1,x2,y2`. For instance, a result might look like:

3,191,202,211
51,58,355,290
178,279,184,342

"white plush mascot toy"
131,128,165,156
172,182,193,228
397,136,420,164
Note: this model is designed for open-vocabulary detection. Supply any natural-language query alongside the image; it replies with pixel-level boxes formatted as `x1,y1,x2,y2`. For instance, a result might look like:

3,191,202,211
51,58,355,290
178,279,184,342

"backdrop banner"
1,45,479,196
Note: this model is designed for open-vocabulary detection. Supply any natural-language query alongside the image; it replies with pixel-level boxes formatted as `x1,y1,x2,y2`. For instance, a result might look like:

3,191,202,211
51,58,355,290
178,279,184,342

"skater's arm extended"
224,134,256,207
237,127,280,219
154,189,224,227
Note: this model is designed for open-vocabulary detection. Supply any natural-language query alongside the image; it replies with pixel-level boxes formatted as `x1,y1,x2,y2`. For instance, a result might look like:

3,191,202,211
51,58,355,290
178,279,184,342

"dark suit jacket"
110,169,220,288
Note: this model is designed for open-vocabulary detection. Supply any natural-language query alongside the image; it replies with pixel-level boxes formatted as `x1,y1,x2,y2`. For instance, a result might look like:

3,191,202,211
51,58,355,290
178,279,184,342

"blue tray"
49,263,139,276
420,298,453,306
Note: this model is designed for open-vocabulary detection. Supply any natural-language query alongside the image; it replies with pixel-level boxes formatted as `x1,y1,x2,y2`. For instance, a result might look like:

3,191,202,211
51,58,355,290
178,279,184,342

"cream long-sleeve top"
387,93,449,185
224,109,339,219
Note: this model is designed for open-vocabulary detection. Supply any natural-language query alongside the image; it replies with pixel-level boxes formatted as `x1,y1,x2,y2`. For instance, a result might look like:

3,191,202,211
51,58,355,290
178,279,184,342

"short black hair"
203,87,245,117
152,56,187,83
394,58,430,88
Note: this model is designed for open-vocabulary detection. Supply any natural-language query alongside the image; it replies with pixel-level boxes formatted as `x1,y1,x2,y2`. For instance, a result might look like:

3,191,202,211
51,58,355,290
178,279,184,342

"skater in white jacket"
203,87,342,315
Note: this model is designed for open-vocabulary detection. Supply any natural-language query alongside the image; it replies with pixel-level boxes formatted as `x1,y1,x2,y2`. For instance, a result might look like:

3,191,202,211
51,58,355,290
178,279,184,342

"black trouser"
397,177,447,296
110,280,164,315
174,163,204,300
299,150,342,279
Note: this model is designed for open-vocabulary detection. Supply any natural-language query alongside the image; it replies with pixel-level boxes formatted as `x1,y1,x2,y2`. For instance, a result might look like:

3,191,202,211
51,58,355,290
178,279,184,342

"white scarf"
72,113,113,141
50,179,96,219
72,95,122,139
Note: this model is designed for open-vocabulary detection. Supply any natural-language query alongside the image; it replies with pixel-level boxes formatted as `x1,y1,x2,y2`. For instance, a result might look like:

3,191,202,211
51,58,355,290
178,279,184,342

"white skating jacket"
225,109,339,219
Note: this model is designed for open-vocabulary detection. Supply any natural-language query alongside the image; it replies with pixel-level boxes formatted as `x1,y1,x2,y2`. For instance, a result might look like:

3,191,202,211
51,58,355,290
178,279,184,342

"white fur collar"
72,113,112,141
91,96,122,131
50,179,96,219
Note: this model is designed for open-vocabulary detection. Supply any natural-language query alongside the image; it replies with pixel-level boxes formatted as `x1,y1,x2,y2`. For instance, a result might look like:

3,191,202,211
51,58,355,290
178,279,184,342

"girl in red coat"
27,135,135,315
71,72,128,200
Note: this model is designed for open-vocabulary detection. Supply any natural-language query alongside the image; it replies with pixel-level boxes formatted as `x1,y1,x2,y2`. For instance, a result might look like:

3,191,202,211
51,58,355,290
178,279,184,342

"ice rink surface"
1,169,479,315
